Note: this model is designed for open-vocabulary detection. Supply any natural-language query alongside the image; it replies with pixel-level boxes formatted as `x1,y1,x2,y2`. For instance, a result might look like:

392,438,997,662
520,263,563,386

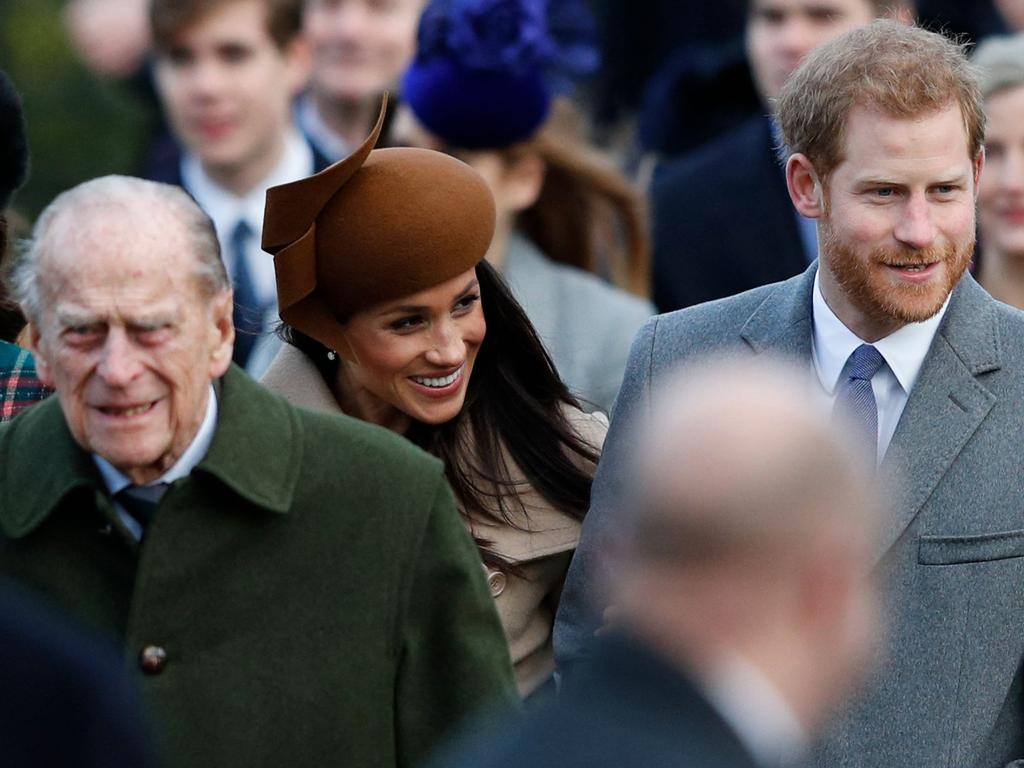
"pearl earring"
327,350,337,361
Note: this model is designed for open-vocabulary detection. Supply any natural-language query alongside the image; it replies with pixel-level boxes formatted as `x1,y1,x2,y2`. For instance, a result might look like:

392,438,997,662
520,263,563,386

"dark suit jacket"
557,265,1024,766
429,633,760,768
0,582,155,768
650,114,807,313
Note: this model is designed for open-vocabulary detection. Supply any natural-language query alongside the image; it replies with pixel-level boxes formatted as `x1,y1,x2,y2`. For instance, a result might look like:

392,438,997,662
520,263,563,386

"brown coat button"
486,569,506,597
139,645,168,674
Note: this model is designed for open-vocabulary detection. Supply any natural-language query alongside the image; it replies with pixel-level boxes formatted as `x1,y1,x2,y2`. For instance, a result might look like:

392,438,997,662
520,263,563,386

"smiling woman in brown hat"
260,99,606,699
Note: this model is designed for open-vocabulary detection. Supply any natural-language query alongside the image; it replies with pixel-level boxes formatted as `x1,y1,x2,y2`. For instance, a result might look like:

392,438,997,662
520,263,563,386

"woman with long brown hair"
261,102,606,700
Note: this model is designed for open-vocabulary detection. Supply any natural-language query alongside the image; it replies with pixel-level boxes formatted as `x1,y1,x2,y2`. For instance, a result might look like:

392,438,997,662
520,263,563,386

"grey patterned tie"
834,344,886,462
116,483,169,535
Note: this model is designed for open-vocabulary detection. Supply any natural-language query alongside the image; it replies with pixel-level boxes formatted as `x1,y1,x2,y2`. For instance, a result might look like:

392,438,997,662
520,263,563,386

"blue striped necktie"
834,344,886,462
230,219,261,368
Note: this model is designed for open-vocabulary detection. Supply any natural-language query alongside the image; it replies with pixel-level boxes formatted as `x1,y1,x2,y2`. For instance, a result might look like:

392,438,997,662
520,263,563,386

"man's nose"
332,3,370,39
893,194,938,250
190,59,229,96
777,18,817,61
97,330,143,386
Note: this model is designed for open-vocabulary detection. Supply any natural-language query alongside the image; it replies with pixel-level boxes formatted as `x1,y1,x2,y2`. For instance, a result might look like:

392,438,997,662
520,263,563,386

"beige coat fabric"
262,343,607,696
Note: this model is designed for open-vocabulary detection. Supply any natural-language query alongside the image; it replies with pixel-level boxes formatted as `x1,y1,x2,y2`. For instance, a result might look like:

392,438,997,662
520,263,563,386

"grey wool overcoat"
0,365,517,768
555,264,1024,767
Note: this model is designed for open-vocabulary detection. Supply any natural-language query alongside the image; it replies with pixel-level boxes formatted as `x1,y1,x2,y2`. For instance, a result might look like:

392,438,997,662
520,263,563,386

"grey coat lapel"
739,264,816,360
878,275,999,559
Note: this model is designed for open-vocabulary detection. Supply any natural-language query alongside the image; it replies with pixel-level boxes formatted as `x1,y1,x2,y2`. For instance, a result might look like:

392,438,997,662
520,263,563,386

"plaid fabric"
0,340,52,422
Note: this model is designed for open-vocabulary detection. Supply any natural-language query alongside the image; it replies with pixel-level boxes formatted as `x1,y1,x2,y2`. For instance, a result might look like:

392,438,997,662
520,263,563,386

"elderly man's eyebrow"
55,309,103,328
128,315,177,331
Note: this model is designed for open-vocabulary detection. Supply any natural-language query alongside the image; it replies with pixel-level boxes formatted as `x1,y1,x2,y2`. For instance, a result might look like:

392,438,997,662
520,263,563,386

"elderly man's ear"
786,153,825,219
208,289,235,377
29,322,53,388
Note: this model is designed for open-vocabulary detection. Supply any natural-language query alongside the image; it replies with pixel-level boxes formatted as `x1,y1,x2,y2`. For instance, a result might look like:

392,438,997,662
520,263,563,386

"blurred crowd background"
1,0,1015,224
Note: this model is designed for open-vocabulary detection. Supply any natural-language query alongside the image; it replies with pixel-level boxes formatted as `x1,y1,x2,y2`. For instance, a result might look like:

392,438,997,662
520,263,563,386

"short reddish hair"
776,21,985,180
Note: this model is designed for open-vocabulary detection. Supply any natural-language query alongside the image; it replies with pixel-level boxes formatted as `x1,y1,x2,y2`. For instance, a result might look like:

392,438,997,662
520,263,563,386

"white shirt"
181,129,315,315
811,271,949,461
94,384,218,538
702,653,807,767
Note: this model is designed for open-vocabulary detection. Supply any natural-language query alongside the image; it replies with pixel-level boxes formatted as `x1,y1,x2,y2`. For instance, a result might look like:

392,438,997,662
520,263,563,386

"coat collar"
260,342,341,414
0,365,303,538
739,262,816,359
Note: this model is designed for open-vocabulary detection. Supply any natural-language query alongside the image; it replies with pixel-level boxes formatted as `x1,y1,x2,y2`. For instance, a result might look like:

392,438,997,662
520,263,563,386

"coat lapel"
739,264,816,360
877,275,999,560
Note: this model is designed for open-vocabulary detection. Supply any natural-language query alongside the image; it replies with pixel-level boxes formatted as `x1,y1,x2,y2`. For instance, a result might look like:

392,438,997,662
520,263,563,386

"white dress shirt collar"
811,270,949,396
93,383,219,496
181,127,314,239
702,652,808,767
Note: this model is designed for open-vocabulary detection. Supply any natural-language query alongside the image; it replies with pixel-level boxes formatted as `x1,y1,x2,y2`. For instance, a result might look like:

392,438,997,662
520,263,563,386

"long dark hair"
281,260,599,568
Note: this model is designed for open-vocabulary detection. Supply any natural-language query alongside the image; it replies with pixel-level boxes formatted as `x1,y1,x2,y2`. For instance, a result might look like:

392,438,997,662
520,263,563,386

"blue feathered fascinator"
402,0,599,149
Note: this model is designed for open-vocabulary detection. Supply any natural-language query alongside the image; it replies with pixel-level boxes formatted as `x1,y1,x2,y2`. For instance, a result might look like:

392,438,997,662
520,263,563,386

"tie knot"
116,483,170,531
231,219,252,248
846,344,885,382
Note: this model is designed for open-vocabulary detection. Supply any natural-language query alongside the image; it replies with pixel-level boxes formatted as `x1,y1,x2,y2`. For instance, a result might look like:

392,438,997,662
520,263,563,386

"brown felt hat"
262,95,496,357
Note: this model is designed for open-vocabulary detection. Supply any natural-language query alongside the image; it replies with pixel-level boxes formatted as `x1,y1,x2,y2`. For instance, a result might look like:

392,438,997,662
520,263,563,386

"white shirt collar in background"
702,652,807,767
182,127,313,239
180,128,314,321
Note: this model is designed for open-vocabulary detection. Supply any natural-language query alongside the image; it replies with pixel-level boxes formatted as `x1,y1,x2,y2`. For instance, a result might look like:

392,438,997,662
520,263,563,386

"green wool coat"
0,366,517,768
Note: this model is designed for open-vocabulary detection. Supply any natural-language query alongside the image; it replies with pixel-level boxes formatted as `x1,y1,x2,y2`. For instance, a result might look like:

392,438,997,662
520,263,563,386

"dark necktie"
230,219,261,368
116,483,169,535
833,344,886,462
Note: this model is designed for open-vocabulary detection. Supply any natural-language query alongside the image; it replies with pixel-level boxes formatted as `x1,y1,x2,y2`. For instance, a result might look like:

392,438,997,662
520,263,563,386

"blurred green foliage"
1,0,155,222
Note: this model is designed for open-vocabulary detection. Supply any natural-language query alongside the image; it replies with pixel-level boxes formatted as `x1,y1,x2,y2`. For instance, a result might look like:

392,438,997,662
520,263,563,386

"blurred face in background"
303,0,425,104
154,0,310,190
746,0,877,104
979,85,1024,261
995,0,1024,32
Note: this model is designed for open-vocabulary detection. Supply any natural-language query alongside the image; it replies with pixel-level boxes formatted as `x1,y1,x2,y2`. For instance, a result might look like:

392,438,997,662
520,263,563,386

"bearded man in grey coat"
557,20,1024,768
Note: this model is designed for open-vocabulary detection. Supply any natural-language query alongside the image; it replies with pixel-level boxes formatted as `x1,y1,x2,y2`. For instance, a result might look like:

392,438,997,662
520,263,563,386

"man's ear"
787,153,825,219
207,290,235,378
973,148,985,200
29,322,55,388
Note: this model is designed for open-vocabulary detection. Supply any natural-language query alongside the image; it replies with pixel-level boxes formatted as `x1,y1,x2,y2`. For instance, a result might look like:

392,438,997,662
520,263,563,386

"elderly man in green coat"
0,175,516,768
